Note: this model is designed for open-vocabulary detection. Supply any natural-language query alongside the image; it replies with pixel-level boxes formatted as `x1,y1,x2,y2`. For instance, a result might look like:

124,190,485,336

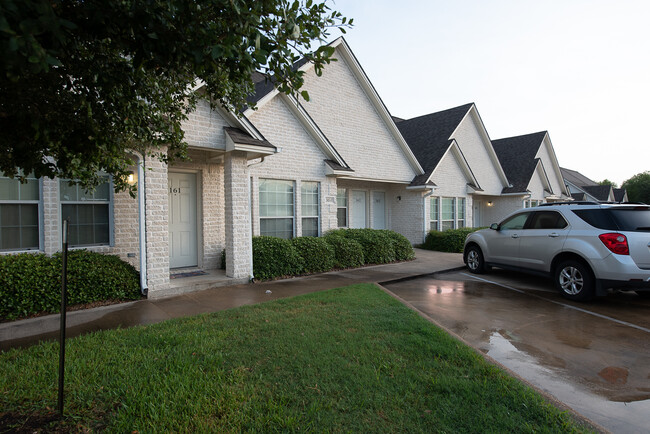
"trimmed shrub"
324,235,364,269
422,227,480,253
291,237,335,273
339,228,396,264
379,230,415,261
0,251,141,321
252,236,303,280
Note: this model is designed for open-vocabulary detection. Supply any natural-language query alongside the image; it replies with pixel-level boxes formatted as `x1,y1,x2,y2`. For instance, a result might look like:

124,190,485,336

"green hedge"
0,251,141,321
291,237,335,273
422,228,481,253
253,229,415,280
380,230,416,261
324,235,364,269
252,236,303,280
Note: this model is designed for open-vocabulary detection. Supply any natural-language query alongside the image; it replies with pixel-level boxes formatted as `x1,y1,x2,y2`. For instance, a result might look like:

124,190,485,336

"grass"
0,284,590,432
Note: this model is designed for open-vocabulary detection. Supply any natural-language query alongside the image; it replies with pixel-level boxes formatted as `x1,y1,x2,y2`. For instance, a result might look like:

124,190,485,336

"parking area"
383,269,650,434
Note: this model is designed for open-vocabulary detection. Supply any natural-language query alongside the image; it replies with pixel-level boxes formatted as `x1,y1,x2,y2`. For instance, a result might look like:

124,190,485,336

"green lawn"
0,284,591,432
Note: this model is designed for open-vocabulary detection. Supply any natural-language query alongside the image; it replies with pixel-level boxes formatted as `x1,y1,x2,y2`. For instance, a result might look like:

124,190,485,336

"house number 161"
169,187,182,194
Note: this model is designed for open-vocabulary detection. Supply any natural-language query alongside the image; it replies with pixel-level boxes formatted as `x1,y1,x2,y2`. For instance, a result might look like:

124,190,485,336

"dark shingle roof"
492,131,547,194
224,127,275,149
613,188,626,202
582,185,612,201
396,104,474,186
560,167,598,187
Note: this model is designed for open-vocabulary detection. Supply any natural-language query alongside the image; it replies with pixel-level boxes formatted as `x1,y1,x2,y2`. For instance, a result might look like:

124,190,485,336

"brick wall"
182,99,229,150
144,153,170,293
224,151,252,279
299,47,417,183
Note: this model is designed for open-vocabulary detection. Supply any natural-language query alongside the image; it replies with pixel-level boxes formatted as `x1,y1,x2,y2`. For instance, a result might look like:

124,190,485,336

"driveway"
383,270,650,434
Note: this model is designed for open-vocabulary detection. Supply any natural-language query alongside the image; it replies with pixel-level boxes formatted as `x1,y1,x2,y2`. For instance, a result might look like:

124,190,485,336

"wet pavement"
0,249,464,351
383,270,650,434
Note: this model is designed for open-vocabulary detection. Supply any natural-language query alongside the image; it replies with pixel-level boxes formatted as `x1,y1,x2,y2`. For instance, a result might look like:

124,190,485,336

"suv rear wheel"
555,260,595,301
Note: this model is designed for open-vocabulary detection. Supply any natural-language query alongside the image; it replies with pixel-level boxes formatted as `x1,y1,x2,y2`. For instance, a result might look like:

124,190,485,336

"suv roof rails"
538,201,599,207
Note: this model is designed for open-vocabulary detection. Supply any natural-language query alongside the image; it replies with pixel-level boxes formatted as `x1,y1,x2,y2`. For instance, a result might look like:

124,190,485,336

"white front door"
473,200,482,227
168,172,198,268
372,191,386,229
351,190,367,229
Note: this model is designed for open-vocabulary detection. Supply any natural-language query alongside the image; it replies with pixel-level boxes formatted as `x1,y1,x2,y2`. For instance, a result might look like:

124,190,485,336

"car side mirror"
490,223,499,230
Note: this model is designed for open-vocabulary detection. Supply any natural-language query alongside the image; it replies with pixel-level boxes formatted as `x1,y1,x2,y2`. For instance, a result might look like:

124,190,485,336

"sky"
326,0,650,186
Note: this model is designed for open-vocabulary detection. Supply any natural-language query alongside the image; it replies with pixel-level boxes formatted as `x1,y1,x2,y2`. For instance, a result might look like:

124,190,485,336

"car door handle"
511,234,519,239
548,233,559,238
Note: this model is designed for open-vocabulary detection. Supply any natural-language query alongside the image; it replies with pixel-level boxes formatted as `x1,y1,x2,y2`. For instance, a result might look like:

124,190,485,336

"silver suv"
463,203,650,301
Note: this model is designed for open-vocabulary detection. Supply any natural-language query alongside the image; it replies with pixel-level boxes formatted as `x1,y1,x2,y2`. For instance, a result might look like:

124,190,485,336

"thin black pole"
58,218,69,417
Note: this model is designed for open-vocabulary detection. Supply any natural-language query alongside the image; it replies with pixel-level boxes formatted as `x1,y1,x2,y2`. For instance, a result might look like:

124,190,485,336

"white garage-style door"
168,172,198,268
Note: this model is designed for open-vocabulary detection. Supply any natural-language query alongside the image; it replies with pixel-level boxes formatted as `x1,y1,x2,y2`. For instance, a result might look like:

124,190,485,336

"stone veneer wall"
143,154,170,293
224,151,252,279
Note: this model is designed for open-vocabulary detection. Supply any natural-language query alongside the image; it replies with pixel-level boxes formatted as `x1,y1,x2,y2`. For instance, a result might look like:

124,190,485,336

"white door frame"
168,170,202,269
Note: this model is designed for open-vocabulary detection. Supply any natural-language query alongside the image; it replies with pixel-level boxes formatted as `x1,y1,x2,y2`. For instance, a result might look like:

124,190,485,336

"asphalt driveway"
382,270,650,434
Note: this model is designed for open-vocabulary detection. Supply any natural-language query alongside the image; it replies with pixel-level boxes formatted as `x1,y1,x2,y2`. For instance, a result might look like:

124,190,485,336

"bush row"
421,227,481,253
252,229,415,280
0,250,141,321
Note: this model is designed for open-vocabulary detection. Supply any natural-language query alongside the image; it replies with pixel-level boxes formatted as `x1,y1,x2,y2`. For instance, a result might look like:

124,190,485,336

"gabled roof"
582,185,613,201
560,167,598,188
613,188,627,202
396,104,474,186
492,131,548,194
244,37,424,179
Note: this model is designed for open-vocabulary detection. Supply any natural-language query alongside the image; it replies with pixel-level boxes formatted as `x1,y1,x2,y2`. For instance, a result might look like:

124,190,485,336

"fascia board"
451,105,511,187
541,132,571,196
335,175,412,185
280,93,348,167
225,134,276,157
333,38,424,176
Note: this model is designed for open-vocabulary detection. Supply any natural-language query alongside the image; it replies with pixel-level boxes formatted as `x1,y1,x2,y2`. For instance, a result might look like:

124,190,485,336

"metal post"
58,219,69,417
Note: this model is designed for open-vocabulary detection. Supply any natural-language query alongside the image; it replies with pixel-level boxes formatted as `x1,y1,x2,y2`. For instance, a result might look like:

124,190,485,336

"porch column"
144,154,170,294
224,151,252,279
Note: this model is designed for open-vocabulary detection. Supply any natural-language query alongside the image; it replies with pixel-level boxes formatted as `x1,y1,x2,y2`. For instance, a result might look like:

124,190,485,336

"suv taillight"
598,233,629,255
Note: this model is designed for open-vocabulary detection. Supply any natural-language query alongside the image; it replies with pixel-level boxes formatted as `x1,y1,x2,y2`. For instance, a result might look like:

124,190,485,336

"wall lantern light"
487,201,493,207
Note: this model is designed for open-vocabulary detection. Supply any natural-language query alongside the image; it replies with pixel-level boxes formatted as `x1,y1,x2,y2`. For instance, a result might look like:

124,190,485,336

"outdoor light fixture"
397,195,402,201
487,201,493,207
126,171,137,185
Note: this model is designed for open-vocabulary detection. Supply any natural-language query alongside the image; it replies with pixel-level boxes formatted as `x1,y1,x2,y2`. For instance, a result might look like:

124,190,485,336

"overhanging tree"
0,0,351,194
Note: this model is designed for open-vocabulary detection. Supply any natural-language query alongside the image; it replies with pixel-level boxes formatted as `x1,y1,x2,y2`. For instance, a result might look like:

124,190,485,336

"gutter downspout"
137,153,148,295
422,187,436,244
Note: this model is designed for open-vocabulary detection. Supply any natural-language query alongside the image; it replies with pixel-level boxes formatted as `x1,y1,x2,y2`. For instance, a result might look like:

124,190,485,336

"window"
441,197,455,231
525,199,541,208
0,172,40,250
529,211,568,230
457,198,466,228
430,197,439,231
301,182,319,237
499,212,530,230
259,179,294,239
60,178,111,247
337,188,348,228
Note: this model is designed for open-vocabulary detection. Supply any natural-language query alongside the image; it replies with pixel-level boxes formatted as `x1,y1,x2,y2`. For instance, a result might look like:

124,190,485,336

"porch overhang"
225,127,277,160
324,159,355,177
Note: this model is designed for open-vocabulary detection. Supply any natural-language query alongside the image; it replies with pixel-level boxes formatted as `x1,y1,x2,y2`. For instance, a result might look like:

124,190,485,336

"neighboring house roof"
395,104,475,187
492,131,548,194
613,188,627,202
560,167,598,187
581,185,613,201
571,192,587,201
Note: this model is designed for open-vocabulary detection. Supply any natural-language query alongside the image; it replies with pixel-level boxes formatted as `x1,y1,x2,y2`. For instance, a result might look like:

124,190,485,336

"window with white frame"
0,172,40,251
337,188,348,228
429,197,439,231
301,181,319,237
457,197,466,228
60,178,111,247
525,199,541,208
441,197,456,231
259,179,294,239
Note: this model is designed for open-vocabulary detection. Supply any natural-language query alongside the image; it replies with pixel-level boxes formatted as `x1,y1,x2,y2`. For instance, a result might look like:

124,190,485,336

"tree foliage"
0,0,351,194
621,171,650,204
598,179,618,188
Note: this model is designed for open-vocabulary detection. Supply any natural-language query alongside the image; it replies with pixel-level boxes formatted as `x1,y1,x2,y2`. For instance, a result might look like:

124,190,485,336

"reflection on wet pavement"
384,273,650,434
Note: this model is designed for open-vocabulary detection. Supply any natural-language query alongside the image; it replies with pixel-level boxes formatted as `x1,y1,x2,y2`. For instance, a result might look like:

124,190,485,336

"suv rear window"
573,207,650,232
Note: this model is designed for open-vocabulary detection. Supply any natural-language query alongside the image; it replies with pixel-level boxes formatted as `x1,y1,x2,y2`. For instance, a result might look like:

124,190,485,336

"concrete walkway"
0,249,464,351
